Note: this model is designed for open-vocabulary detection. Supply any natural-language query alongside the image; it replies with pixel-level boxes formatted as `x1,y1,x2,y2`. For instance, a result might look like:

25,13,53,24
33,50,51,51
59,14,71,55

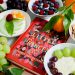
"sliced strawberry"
48,10,54,15
0,0,3,4
39,10,44,15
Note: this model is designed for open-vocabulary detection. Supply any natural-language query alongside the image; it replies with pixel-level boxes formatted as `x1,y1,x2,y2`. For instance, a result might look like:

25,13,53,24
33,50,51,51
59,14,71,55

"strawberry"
6,14,13,22
39,10,44,15
0,0,3,4
54,3,59,9
32,6,38,11
34,1,39,5
48,10,54,15
50,0,55,3
43,4,48,8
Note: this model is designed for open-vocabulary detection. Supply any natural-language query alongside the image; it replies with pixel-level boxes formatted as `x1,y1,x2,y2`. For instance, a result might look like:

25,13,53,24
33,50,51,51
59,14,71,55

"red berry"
54,3,59,9
51,0,55,3
34,1,39,5
32,6,37,11
6,14,13,22
43,4,48,8
0,0,3,4
48,10,54,15
39,10,44,15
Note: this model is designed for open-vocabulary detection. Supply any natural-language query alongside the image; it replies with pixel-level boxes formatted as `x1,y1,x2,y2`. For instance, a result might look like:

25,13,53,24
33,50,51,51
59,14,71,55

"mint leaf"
0,6,4,11
67,9,74,20
57,6,66,12
43,15,61,31
5,21,14,35
13,18,23,21
11,68,24,75
63,15,71,35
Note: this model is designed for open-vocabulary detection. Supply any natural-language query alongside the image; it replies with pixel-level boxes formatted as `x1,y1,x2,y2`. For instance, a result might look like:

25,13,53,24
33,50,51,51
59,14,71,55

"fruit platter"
0,0,75,75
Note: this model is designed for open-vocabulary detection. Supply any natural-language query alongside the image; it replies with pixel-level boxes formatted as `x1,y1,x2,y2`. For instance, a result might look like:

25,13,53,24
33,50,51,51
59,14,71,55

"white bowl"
0,9,31,37
44,43,75,75
28,0,63,20
69,14,75,40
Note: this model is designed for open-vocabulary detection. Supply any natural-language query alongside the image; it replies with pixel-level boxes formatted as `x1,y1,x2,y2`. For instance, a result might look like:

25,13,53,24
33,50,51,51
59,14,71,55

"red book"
6,17,68,75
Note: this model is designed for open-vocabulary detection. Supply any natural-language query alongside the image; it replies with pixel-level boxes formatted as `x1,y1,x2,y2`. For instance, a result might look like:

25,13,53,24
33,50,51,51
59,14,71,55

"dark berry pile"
32,0,59,15
7,0,28,11
48,56,63,75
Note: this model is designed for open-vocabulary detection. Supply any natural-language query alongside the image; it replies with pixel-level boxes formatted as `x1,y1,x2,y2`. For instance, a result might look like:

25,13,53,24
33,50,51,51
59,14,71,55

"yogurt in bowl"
0,9,31,37
44,43,75,75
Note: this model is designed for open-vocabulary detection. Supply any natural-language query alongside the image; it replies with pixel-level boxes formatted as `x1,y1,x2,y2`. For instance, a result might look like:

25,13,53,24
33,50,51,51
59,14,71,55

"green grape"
0,51,5,59
71,48,75,58
3,44,10,53
0,58,7,65
62,47,71,57
0,37,8,44
53,49,63,59
0,44,3,51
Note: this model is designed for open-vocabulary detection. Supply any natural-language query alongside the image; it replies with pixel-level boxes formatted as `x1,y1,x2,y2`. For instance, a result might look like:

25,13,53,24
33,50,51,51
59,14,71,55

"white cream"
0,0,7,10
55,57,75,75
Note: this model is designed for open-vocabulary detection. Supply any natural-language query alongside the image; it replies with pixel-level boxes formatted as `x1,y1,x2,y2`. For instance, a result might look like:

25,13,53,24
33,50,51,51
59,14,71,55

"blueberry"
50,2,54,7
34,10,39,14
44,11,48,15
53,8,57,13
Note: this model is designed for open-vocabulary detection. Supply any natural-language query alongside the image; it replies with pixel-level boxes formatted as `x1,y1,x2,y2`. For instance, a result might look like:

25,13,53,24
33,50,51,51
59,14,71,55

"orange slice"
12,11,25,19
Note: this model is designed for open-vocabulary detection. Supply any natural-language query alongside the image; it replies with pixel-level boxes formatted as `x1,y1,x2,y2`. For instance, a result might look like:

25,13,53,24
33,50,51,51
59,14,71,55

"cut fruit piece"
0,51,5,59
12,11,25,19
53,50,63,59
0,58,7,65
62,47,71,57
0,37,8,44
0,44,3,51
71,48,75,57
3,44,10,54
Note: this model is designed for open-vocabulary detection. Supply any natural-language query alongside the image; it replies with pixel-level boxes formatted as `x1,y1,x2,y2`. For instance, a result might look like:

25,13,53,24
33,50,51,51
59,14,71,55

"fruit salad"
0,10,26,36
32,0,59,15
48,47,75,75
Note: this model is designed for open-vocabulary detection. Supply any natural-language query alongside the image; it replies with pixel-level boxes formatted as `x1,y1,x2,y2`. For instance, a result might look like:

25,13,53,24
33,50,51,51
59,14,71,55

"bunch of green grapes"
0,37,10,71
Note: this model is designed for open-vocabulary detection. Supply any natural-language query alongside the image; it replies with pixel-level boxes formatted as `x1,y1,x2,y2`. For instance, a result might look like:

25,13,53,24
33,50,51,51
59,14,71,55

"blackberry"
7,0,28,11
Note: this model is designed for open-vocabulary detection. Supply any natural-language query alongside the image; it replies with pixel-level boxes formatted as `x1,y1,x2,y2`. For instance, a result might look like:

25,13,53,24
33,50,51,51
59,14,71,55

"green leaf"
13,18,23,21
63,15,71,35
57,6,66,12
43,15,61,31
0,6,4,11
66,9,74,20
5,21,14,35
11,68,24,75
2,64,13,75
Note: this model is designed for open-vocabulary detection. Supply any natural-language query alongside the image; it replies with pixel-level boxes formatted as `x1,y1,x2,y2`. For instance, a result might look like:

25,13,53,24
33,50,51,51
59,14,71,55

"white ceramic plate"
44,43,75,75
0,9,31,37
69,14,75,40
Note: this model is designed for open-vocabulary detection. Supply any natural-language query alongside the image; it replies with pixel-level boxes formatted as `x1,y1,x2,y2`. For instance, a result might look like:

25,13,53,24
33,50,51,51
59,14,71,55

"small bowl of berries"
28,0,63,20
